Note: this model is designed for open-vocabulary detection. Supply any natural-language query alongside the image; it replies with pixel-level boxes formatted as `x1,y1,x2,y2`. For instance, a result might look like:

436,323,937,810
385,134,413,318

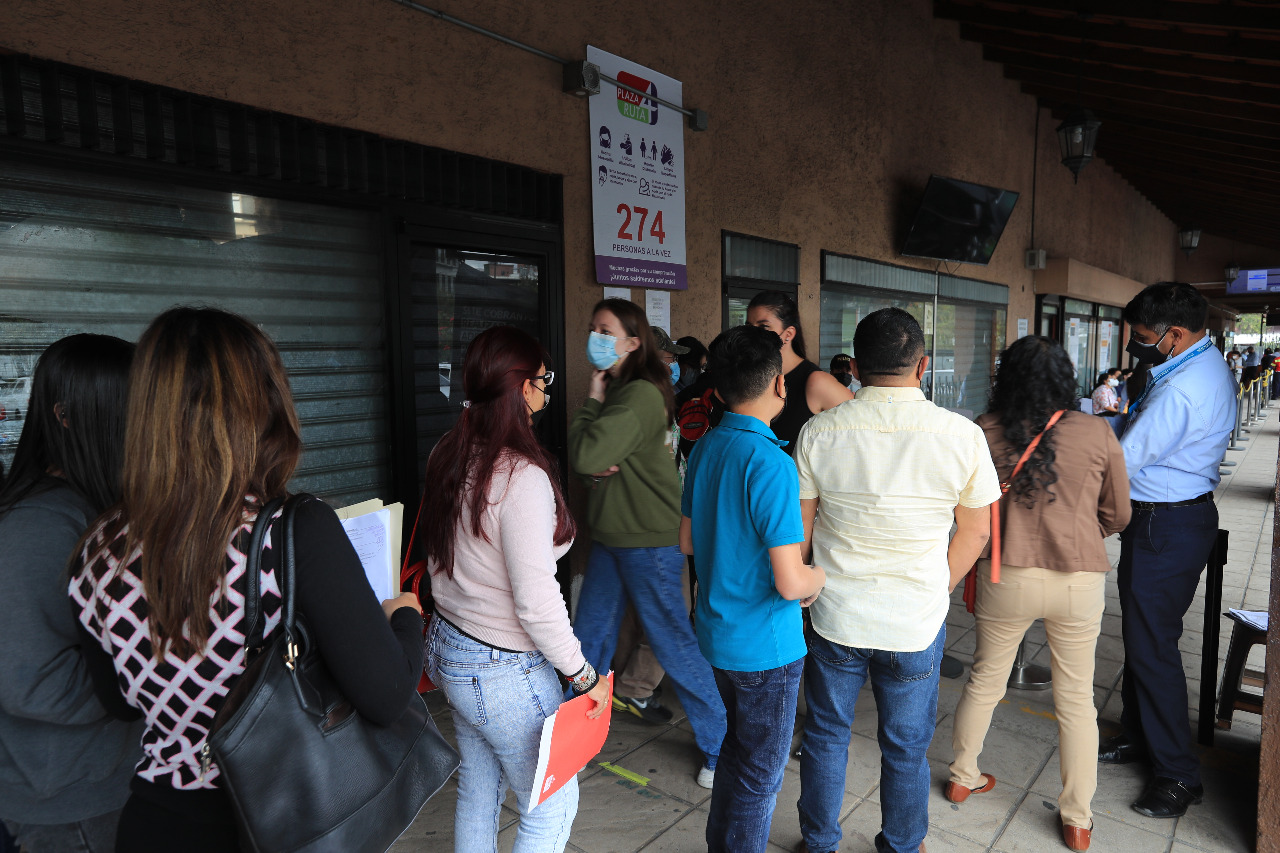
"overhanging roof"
933,0,1280,252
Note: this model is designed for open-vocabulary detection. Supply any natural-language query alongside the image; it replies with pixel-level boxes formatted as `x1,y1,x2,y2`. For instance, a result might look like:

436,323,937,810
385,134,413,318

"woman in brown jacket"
946,336,1130,853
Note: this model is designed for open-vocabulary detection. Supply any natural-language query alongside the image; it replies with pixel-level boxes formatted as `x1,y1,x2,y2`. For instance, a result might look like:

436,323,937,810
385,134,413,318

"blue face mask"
587,331,621,370
668,362,681,383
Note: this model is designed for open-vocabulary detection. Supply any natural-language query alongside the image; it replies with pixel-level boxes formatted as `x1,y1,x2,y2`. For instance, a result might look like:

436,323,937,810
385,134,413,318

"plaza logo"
616,70,658,126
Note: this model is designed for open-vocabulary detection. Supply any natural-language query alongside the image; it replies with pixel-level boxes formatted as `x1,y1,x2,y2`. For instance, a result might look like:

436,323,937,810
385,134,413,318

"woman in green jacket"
569,298,726,788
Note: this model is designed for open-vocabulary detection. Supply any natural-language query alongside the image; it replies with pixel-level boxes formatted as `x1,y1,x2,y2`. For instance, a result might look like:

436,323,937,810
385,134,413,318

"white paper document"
337,502,403,603
1228,608,1268,632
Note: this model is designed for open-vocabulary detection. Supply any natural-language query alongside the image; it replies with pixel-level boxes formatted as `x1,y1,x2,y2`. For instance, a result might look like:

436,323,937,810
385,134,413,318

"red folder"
530,672,614,808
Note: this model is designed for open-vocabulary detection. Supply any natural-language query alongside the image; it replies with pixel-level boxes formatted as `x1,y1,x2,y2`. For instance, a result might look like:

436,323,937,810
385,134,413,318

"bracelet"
567,661,600,694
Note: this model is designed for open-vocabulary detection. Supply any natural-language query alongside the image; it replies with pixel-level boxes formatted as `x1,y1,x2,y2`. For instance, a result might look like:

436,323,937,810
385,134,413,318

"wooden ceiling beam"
987,48,1280,103
938,1,1280,61
1041,100,1280,156
1106,164,1280,200
971,0,1280,34
1011,68,1280,124
960,25,1280,85
1027,85,1280,138
1096,142,1280,180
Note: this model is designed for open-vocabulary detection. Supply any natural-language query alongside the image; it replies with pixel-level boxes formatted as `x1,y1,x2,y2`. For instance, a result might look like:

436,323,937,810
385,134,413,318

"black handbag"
206,494,459,853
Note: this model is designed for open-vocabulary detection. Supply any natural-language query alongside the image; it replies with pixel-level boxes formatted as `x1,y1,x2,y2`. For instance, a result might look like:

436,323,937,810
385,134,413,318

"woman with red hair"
420,325,609,853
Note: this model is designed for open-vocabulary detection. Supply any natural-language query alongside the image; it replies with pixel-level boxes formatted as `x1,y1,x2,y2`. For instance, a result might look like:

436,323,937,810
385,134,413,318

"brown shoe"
1060,817,1092,851
943,773,996,803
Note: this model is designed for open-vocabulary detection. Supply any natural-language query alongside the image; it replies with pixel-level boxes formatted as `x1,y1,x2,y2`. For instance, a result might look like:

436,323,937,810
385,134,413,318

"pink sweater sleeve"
498,465,586,676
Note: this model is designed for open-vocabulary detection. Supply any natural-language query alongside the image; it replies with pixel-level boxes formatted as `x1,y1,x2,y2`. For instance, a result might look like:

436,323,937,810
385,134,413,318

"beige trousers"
949,562,1105,829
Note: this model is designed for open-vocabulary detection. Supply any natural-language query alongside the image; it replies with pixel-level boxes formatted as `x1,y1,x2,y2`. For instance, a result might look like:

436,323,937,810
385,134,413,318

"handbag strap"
1001,410,1066,494
242,496,285,652
400,487,428,584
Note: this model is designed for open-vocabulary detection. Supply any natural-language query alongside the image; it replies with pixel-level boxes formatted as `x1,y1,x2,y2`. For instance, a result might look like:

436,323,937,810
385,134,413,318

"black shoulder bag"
207,494,459,853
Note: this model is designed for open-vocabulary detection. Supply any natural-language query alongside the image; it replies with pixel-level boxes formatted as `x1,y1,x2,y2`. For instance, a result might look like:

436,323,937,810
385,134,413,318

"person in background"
0,335,142,853
1090,369,1120,417
69,308,425,852
681,325,825,852
570,298,727,788
1117,368,1135,412
794,308,1000,853
1100,283,1235,819
947,337,1130,853
1225,348,1242,385
675,335,708,393
746,291,853,451
653,327,689,386
829,353,855,389
422,326,609,853
1241,345,1260,384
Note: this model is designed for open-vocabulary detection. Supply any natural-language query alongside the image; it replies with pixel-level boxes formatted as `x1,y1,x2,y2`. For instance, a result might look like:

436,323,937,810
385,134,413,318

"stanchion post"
1198,529,1228,746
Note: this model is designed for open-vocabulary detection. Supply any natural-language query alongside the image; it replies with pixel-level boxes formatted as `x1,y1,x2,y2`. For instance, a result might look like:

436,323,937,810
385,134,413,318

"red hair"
419,326,575,578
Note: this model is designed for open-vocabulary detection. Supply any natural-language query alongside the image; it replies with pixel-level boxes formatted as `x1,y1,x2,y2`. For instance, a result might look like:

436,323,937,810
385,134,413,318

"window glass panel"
823,254,935,297
723,233,799,282
819,285,935,395
409,247,541,471
0,160,387,505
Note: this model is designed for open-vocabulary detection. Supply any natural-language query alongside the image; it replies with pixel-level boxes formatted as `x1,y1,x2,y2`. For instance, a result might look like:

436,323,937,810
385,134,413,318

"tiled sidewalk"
395,409,1274,853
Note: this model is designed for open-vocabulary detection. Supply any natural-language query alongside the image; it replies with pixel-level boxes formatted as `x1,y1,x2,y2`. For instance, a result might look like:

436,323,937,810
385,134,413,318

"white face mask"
1107,378,1119,388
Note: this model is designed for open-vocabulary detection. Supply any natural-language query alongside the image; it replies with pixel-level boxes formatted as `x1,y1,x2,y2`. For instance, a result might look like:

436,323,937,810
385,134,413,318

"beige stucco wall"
1036,258,1147,309
0,0,1178,399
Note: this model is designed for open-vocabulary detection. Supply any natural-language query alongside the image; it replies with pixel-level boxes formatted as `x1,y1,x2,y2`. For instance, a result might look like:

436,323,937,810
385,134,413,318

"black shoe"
611,693,674,724
1098,733,1147,765
1131,777,1204,818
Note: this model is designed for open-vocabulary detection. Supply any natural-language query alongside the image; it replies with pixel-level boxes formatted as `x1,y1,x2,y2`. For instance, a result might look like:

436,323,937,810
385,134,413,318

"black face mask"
1125,329,1171,366
836,372,853,387
528,387,550,425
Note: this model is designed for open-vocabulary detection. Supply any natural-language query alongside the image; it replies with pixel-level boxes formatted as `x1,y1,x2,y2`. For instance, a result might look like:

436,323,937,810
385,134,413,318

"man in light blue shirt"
1100,282,1235,821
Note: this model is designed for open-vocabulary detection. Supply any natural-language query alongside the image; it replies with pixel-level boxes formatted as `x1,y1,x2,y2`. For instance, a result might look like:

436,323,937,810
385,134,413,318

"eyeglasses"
533,371,555,387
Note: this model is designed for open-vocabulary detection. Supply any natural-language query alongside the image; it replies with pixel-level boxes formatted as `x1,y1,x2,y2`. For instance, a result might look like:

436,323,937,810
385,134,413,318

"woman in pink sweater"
420,326,610,853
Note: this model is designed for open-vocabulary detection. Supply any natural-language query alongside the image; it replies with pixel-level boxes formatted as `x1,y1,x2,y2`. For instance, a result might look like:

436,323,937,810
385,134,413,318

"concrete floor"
395,407,1273,853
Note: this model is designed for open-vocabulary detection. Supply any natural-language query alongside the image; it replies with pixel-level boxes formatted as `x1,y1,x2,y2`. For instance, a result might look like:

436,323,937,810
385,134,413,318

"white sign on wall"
1015,318,1028,341
1067,317,1080,368
1099,320,1113,370
645,289,671,335
588,45,687,290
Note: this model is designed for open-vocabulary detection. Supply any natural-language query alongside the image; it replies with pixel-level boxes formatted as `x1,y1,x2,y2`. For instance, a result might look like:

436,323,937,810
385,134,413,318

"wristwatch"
566,661,600,694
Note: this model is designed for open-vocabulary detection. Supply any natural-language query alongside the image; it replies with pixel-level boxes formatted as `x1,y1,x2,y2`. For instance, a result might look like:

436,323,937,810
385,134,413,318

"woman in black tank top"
746,291,854,452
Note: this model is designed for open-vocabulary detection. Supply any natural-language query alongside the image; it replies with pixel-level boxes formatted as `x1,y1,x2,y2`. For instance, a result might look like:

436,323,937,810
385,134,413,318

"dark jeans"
115,782,239,853
706,659,803,853
798,623,945,853
1117,501,1218,786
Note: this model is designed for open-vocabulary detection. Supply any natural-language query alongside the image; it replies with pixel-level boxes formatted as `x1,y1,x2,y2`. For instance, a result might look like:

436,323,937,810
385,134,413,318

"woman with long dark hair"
945,336,1130,852
421,325,608,853
68,308,424,852
0,335,141,853
746,291,852,451
570,298,727,788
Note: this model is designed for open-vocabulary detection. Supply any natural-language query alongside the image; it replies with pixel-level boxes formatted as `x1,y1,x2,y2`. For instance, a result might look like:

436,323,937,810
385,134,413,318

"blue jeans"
573,542,726,766
706,659,804,853
1118,501,1217,787
427,618,577,853
798,622,945,853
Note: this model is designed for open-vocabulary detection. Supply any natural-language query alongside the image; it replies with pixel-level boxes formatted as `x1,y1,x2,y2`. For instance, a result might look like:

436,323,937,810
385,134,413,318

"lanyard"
1127,336,1213,418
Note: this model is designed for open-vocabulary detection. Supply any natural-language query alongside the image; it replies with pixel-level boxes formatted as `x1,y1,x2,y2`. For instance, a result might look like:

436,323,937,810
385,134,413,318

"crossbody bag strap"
242,496,285,652
989,409,1065,584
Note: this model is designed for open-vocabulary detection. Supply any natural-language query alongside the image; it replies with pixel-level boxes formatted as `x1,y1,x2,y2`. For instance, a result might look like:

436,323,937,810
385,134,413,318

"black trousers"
1116,501,1217,787
115,779,240,853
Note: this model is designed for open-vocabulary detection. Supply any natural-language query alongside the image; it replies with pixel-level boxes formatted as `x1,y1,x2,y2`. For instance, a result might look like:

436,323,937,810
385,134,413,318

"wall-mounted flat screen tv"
900,175,1019,266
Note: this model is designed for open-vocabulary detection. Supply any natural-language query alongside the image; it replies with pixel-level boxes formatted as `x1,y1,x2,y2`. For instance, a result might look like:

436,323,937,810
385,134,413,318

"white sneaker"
696,764,715,789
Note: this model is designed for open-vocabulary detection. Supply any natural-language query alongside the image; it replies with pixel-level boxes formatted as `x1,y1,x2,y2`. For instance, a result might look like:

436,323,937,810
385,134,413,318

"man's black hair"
707,325,783,406
853,308,926,377
1122,282,1208,333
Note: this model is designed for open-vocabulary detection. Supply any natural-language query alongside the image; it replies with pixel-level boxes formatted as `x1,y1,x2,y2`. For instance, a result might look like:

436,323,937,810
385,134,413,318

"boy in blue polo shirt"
679,324,827,853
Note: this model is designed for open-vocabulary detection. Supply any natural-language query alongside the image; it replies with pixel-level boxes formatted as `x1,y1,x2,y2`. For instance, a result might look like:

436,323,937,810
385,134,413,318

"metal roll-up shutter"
0,158,388,505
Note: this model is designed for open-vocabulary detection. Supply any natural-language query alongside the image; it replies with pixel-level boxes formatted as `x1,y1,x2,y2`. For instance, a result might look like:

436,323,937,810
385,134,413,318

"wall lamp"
1178,225,1202,258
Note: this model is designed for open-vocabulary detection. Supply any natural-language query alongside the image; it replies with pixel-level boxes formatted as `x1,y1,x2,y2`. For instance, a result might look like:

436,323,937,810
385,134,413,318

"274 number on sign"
616,204,666,244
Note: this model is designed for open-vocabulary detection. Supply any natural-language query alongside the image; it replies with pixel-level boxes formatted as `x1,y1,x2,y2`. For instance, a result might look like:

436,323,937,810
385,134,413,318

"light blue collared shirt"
1119,336,1236,502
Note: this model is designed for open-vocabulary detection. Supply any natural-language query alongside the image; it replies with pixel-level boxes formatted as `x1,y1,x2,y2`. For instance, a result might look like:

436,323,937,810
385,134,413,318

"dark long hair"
420,325,575,579
593,298,676,421
0,334,134,519
747,290,808,360
87,308,302,658
987,336,1078,507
